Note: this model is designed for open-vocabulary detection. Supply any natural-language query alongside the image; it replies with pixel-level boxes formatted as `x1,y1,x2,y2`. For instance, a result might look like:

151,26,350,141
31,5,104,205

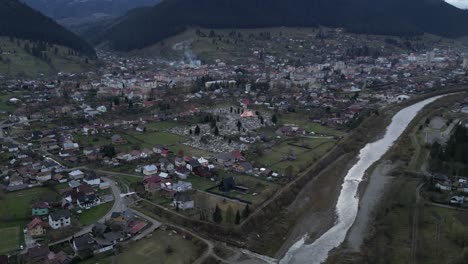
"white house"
83,174,101,186
48,210,71,229
142,165,158,176
69,170,85,180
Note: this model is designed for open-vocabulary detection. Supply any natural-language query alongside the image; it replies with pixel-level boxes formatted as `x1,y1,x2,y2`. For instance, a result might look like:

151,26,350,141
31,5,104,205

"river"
280,95,445,264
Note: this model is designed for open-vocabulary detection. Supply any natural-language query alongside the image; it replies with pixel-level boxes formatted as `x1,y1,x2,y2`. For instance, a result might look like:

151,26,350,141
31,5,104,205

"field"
212,173,279,205
86,229,201,264
0,93,18,113
0,187,59,228
278,112,346,137
78,202,114,226
255,138,336,173
0,37,95,77
0,226,20,254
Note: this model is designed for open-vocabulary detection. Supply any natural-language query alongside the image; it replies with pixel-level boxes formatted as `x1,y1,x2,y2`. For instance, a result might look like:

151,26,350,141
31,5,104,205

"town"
1,27,468,264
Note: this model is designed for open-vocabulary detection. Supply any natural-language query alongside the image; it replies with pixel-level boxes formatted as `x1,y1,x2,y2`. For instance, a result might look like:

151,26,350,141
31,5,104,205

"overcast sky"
446,0,468,9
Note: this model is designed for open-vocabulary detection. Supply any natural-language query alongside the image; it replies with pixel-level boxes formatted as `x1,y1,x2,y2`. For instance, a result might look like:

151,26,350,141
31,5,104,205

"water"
281,96,445,264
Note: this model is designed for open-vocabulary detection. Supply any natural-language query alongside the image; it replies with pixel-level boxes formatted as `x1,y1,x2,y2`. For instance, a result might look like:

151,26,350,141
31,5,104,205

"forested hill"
95,0,468,51
0,0,96,57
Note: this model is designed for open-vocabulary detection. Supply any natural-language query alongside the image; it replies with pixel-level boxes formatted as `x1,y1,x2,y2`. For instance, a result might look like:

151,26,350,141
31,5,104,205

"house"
27,218,48,237
197,157,209,166
63,141,79,151
234,162,254,174
128,221,148,234
172,192,194,210
219,176,248,192
143,176,162,193
36,171,52,182
27,246,50,264
32,202,49,217
159,158,174,172
136,124,145,132
77,194,100,209
186,159,201,172
152,145,164,154
68,180,81,189
48,210,71,229
175,167,190,179
171,181,192,192
46,251,71,264
216,153,235,164
111,135,127,145
142,165,158,176
174,157,185,167
83,174,101,186
69,170,85,180
161,148,170,157
72,233,95,255
82,125,98,135
8,175,23,186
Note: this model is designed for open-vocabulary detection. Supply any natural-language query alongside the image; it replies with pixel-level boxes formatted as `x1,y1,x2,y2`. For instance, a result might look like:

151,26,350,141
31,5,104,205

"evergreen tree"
214,126,219,136
194,125,201,136
235,210,241,225
225,205,234,224
271,114,278,124
242,204,250,218
213,205,223,224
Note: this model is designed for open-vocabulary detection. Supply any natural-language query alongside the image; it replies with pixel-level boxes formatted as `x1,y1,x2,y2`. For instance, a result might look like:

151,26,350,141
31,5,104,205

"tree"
271,114,278,124
225,205,234,224
189,129,193,135
242,204,250,218
209,30,216,38
214,126,219,136
113,97,120,105
285,165,294,180
177,149,184,157
213,205,223,223
194,125,201,136
235,210,241,225
236,120,242,130
101,145,116,158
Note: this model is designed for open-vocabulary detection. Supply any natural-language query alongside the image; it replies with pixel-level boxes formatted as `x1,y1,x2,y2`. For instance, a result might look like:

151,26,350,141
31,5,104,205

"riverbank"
275,88,468,263
328,91,468,263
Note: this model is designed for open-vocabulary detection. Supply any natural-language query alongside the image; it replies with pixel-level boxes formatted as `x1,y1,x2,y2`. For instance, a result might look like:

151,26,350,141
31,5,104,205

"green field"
186,175,216,191
78,202,114,226
0,187,59,228
0,93,17,113
255,138,336,173
279,112,346,137
0,37,95,77
0,227,21,254
88,229,201,264
126,131,185,146
213,173,279,205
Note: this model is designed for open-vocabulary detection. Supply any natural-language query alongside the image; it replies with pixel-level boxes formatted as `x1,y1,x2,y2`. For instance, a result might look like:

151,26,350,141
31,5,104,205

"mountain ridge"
94,0,468,52
0,0,96,57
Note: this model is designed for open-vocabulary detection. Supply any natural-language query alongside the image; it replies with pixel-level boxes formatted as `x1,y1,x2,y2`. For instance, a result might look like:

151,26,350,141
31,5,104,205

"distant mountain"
95,0,468,51
0,0,96,57
21,0,161,32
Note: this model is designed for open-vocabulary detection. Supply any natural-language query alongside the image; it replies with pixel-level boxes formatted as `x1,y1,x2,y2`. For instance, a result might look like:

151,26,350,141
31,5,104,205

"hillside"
0,37,96,78
21,0,161,33
95,0,468,52
0,0,95,57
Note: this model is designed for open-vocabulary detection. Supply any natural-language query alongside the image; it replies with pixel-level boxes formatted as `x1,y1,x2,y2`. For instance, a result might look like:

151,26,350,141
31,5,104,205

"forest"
95,0,468,51
0,0,95,57
430,124,468,176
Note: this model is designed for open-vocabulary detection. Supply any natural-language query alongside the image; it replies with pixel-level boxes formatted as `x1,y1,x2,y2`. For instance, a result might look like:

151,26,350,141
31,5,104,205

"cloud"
446,0,468,8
